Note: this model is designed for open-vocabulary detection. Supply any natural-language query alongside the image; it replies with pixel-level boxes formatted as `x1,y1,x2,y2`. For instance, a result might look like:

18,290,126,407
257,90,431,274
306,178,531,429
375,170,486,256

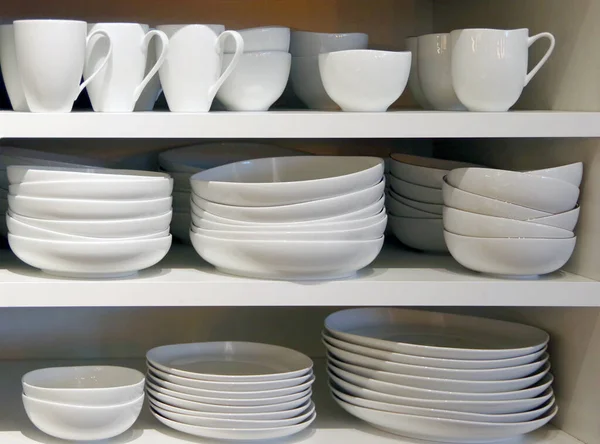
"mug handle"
207,30,244,101
79,30,113,95
132,30,169,104
524,32,555,87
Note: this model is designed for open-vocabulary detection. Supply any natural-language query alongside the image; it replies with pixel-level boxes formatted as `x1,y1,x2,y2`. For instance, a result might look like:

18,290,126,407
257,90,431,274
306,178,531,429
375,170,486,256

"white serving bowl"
217,52,291,111
23,393,143,441
447,168,580,214
443,207,573,239
529,206,580,231
224,26,290,53
290,31,368,56
388,215,447,252
390,154,477,188
8,195,172,220
319,50,410,112
388,189,442,214
191,156,384,207
191,180,384,223
386,193,440,218
389,174,443,204
7,165,169,185
445,231,576,276
190,232,384,280
291,55,338,110
171,211,192,244
22,366,144,406
9,234,172,278
8,210,172,238
527,162,583,187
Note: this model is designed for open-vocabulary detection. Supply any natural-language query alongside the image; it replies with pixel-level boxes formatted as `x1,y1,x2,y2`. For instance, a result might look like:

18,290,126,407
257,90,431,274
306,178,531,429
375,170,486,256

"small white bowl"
443,207,574,239
291,55,338,110
390,154,477,188
290,31,368,56
22,393,143,441
389,174,443,204
527,162,583,187
22,366,144,406
388,215,447,253
444,231,576,276
447,168,580,214
319,50,411,112
388,189,442,214
224,26,290,53
386,193,440,218
8,165,169,185
529,206,580,231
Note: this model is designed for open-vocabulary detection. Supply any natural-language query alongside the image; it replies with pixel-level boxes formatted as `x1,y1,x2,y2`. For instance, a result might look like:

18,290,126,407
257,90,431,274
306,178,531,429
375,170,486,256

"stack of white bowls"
443,163,582,276
387,154,476,252
146,342,316,441
22,366,145,441
7,166,173,278
324,308,557,443
189,156,387,280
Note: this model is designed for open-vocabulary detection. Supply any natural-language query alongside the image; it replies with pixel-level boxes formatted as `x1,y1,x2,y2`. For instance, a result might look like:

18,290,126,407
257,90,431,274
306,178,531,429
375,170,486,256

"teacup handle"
207,30,244,101
79,30,113,95
524,32,555,87
132,30,169,104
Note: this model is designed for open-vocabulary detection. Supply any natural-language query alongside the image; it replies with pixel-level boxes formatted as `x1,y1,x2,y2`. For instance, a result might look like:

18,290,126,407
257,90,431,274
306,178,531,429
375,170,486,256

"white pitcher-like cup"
14,20,113,113
157,24,244,112
0,24,29,111
451,28,555,112
85,23,168,113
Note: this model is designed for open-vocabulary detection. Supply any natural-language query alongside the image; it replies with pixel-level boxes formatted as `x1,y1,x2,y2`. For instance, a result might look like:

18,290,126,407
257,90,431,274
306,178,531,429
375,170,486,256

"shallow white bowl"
444,231,576,276
386,194,440,218
527,162,583,187
190,232,384,280
190,156,384,207
447,168,579,214
290,31,368,56
529,206,580,231
22,366,144,406
224,26,290,53
388,215,447,252
291,55,339,110
443,207,573,239
9,234,172,278
389,174,443,204
390,154,477,188
8,165,169,185
22,393,144,441
388,188,443,214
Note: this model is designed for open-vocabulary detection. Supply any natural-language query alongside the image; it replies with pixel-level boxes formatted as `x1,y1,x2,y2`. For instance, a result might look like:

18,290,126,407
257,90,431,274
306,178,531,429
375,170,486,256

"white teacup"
0,24,28,111
217,51,291,111
85,23,168,113
14,19,113,113
157,24,244,112
451,28,555,112
290,55,338,110
224,26,290,53
405,36,431,110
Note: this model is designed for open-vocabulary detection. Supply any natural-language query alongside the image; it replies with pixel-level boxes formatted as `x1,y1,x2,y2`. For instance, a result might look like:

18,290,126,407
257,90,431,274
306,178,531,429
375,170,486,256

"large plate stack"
146,342,316,441
324,308,557,443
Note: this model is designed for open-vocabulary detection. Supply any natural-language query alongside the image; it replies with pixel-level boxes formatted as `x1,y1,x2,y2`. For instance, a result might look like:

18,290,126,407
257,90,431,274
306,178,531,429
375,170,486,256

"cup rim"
452,27,529,33
13,19,88,25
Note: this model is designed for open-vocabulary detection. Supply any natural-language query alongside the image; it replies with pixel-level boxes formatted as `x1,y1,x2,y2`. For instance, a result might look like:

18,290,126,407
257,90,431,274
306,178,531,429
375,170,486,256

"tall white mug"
0,24,29,111
134,29,163,112
85,23,168,113
451,28,556,112
157,24,244,112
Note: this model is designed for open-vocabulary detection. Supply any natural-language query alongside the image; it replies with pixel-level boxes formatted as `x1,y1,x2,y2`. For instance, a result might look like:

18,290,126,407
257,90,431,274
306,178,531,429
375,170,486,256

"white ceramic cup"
14,19,113,113
157,24,244,112
85,23,168,113
405,37,431,110
0,24,28,111
134,29,163,111
451,28,556,112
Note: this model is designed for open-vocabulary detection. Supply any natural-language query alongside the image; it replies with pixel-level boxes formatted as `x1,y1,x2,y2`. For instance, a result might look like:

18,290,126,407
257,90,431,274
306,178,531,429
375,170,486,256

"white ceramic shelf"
0,359,582,444
0,242,597,307
0,111,598,138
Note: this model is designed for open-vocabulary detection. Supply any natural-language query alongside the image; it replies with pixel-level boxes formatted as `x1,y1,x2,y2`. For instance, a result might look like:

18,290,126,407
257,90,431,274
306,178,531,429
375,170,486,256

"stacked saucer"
146,342,316,441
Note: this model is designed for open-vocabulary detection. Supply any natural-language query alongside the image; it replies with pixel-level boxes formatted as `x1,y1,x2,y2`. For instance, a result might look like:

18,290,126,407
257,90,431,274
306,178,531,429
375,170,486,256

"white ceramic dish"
388,188,443,214
290,31,368,56
22,393,144,441
529,206,580,231
8,165,169,184
324,308,549,359
8,234,172,278
390,154,477,188
190,232,384,280
527,162,583,187
190,156,384,207
444,231,577,276
224,26,290,53
291,55,339,110
22,366,144,406
389,174,443,204
388,215,447,252
386,193,440,218
447,168,579,214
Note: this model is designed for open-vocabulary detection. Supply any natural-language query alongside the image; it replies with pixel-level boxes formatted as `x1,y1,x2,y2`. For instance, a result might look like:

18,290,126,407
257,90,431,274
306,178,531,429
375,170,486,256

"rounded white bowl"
386,193,440,218
291,55,339,110
290,31,368,56
318,50,411,112
447,168,580,214
527,162,583,187
529,206,580,231
8,165,169,185
444,231,577,276
190,156,384,207
224,26,290,53
22,366,144,406
388,215,447,252
171,211,191,244
22,393,143,441
443,206,574,239
390,153,477,188
389,174,443,204
8,234,172,278
388,188,443,214
190,232,384,280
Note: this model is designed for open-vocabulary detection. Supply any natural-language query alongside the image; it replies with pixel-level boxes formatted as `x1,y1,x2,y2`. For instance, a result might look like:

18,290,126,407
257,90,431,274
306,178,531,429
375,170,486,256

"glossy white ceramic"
388,215,446,252
405,37,431,109
290,55,338,110
290,31,368,56
529,206,580,231
389,174,443,204
390,153,477,188
7,165,169,184
133,36,162,111
527,162,583,187
388,189,442,214
224,26,290,53
0,24,29,111
386,194,440,218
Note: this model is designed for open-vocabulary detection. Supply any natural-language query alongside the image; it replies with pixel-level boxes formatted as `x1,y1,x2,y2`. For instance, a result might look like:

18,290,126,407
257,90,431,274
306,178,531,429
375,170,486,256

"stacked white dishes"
146,342,316,441
22,366,145,441
7,166,173,278
444,163,582,276
189,156,387,280
324,308,556,443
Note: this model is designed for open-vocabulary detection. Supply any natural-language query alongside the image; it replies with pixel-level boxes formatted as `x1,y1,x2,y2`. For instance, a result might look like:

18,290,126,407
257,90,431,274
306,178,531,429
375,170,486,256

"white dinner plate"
325,308,549,359
147,342,313,381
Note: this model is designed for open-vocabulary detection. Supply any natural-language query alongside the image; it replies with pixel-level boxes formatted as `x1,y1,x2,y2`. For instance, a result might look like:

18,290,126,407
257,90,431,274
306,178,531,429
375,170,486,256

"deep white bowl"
290,31,368,56
444,231,576,276
388,189,443,214
388,215,447,252
291,55,339,110
389,174,443,204
390,154,477,188
7,165,169,185
387,193,440,218
529,206,580,231
224,26,290,53
527,162,583,187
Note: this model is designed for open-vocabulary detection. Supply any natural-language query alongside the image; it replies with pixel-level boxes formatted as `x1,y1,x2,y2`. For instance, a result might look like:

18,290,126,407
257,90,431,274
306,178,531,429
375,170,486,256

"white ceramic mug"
405,37,431,110
0,24,28,111
451,28,556,112
157,24,243,112
134,30,163,112
85,23,168,113
14,19,113,113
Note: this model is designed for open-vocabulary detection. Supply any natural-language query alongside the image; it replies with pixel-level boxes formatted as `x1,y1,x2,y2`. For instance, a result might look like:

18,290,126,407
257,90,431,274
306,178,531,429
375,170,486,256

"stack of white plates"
7,166,173,278
189,156,387,280
324,308,557,443
146,342,316,441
